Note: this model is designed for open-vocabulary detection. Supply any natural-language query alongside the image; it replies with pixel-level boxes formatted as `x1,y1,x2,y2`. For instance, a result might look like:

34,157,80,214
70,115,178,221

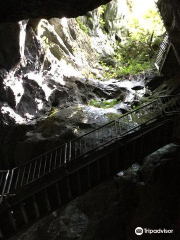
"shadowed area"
0,0,111,23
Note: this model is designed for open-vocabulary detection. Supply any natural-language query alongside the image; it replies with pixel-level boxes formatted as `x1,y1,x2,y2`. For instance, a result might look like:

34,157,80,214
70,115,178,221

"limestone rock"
104,0,130,41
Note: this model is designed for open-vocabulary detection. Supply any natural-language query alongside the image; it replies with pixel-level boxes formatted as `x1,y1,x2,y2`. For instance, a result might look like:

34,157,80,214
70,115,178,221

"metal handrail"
154,0,176,72
68,100,159,143
0,94,180,202
154,33,170,71
0,170,10,204
9,143,68,191
159,94,180,114
159,94,180,97
69,99,162,159
12,143,67,170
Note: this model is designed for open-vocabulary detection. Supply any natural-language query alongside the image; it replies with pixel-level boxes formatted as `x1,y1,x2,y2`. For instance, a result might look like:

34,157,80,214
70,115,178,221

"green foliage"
98,5,107,33
87,16,94,30
88,73,97,79
99,1,165,79
100,31,164,79
76,17,89,34
100,57,151,79
115,60,151,77
88,99,120,108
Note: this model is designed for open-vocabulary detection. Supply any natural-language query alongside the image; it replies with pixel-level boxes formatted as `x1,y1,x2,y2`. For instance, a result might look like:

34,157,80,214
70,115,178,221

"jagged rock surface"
104,0,130,41
157,0,180,46
1,74,153,168
0,1,165,168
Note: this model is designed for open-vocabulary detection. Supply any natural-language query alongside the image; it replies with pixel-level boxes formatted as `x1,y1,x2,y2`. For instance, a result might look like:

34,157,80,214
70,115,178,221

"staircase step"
0,114,179,239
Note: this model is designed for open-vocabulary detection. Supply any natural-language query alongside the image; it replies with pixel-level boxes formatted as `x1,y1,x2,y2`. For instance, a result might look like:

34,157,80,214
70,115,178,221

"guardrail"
0,95,180,203
70,99,162,160
9,143,68,191
0,170,10,204
154,33,170,71
154,2,176,72
159,94,180,113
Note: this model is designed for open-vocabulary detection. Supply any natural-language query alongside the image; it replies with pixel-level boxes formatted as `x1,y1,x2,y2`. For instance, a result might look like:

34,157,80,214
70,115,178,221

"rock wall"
0,18,97,124
0,0,163,168
157,0,180,45
104,0,130,41
0,1,130,124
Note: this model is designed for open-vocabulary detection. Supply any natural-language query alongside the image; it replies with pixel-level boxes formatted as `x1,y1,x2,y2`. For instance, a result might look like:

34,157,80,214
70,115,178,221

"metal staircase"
0,95,180,239
154,2,176,72
154,33,170,71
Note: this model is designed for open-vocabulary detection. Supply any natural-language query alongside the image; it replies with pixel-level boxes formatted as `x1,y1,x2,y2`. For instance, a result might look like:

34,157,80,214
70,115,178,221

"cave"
0,0,180,239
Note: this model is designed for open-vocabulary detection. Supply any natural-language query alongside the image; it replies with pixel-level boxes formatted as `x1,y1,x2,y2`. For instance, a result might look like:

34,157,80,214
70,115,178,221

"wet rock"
47,202,89,240
117,163,141,183
10,201,89,240
143,88,151,97
139,143,180,181
0,71,150,167
17,78,47,117
49,89,69,107
48,104,120,129
131,85,144,91
145,74,165,90
0,103,25,125
3,103,122,167
113,102,130,113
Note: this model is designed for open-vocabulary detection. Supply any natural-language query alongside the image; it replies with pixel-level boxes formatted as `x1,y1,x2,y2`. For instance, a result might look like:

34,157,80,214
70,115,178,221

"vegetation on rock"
88,99,121,108
98,5,107,33
76,17,89,34
98,0,165,78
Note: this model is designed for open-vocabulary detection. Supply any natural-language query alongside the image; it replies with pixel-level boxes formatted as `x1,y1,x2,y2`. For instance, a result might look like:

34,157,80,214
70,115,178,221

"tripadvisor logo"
135,227,143,235
135,227,174,235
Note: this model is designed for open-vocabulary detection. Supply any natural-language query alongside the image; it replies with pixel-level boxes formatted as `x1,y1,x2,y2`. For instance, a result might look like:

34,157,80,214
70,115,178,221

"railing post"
0,171,10,204
7,169,14,194
69,141,72,162
118,119,122,136
115,120,118,138
64,143,67,164
1,94,179,196
158,97,165,116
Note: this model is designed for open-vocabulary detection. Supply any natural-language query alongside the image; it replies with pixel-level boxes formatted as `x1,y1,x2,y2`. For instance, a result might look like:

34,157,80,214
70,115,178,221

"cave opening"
1,1,180,239
0,0,171,170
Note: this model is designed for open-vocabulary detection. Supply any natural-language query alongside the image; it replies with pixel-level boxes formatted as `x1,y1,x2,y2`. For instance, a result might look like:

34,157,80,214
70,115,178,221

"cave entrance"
75,0,166,78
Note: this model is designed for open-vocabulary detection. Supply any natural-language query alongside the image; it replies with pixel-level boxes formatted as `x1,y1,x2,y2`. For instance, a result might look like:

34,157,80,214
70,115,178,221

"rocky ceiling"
0,0,111,23
157,0,180,45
